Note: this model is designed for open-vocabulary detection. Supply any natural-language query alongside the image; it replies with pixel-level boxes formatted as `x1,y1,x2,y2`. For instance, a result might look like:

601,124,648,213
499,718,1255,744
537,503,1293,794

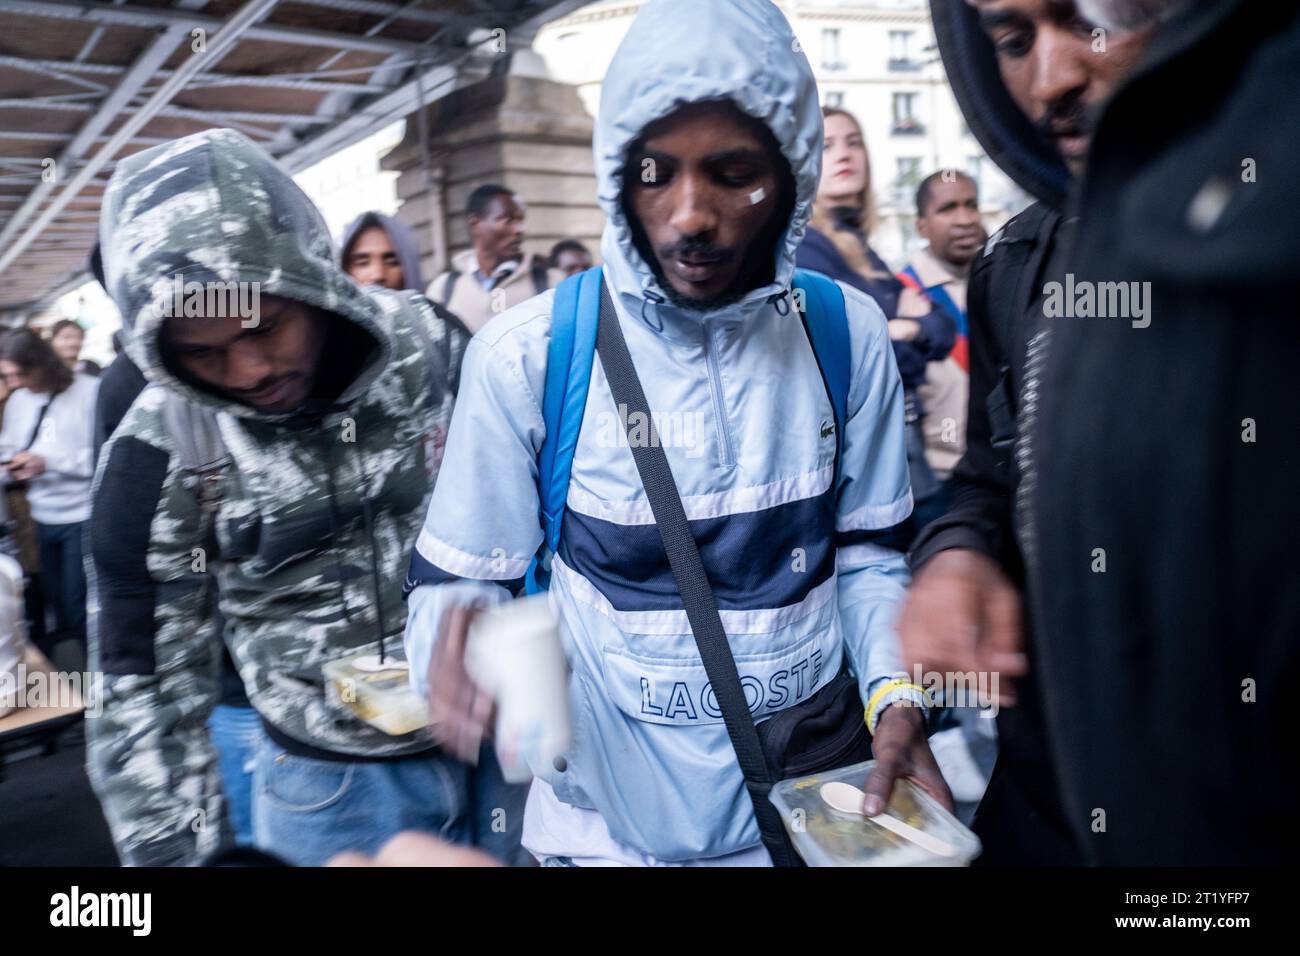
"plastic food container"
323,651,428,737
769,759,981,866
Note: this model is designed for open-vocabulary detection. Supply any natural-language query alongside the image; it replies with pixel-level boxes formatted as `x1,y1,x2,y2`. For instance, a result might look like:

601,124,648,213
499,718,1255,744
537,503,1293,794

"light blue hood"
406,0,915,863
594,0,823,318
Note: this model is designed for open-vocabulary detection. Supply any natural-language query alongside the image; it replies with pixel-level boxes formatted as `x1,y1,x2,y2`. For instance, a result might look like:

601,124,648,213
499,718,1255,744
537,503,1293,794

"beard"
659,279,750,313
1076,0,1182,32
621,193,793,315
650,235,747,313
621,205,770,313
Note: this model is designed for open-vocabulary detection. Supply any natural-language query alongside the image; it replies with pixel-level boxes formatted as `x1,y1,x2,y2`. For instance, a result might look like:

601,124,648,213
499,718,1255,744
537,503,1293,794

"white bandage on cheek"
748,187,766,205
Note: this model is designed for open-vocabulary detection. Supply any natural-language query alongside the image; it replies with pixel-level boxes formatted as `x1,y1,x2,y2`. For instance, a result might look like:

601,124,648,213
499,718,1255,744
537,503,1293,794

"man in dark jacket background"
1031,0,1299,864
903,0,1159,864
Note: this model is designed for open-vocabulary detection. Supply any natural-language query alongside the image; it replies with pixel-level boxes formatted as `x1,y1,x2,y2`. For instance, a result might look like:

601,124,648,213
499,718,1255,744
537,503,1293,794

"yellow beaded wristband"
864,678,926,735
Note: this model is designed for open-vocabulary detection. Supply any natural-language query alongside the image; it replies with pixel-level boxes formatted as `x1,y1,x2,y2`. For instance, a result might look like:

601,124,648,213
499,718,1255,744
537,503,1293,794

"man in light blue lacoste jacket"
404,0,952,865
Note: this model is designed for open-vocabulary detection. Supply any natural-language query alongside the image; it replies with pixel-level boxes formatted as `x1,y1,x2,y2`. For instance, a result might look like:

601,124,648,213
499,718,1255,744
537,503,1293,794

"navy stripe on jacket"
557,488,838,612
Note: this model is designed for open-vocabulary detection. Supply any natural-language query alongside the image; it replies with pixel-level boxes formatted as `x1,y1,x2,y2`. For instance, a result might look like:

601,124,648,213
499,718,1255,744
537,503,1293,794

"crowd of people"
0,0,1292,868
0,324,100,676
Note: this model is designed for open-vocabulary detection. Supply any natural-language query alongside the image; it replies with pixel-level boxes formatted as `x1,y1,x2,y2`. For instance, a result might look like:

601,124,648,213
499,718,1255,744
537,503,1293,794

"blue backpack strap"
792,268,851,463
898,263,925,294
901,263,966,337
526,265,603,594
924,282,966,337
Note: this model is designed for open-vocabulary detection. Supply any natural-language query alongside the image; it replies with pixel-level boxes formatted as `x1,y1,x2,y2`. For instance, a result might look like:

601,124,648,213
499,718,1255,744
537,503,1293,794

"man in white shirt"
427,184,561,335
898,170,983,500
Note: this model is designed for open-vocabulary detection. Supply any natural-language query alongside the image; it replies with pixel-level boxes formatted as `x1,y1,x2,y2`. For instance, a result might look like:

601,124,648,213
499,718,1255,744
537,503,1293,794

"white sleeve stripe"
836,542,904,569
566,465,833,525
550,556,838,636
836,489,913,532
415,527,532,580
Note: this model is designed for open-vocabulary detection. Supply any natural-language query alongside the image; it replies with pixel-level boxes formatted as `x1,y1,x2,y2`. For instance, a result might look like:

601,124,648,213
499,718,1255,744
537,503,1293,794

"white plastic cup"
464,594,572,784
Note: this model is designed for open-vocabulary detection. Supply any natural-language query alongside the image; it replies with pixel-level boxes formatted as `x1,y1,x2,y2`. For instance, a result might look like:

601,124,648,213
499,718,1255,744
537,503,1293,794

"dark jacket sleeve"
93,354,148,466
85,415,226,866
910,304,957,362
908,249,1020,577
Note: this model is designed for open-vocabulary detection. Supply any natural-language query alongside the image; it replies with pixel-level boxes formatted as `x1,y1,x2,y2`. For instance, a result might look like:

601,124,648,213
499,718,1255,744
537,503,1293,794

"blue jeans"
470,740,533,867
208,704,260,847
251,728,473,867
35,520,86,651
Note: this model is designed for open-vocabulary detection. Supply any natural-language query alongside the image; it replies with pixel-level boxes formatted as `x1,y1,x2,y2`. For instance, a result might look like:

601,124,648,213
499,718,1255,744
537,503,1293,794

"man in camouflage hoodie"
86,129,484,866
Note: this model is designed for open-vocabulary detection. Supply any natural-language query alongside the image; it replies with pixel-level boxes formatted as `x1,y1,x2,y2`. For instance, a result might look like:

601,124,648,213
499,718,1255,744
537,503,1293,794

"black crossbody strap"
441,270,460,309
594,286,800,867
22,395,54,452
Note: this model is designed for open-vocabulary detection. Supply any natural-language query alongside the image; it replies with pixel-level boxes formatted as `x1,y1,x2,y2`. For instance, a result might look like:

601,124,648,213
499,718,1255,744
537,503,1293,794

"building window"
892,92,924,134
822,28,845,71
824,90,844,108
889,30,920,71
896,157,923,193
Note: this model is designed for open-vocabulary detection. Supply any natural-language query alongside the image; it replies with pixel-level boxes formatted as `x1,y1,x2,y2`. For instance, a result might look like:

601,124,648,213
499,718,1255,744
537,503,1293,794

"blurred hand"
427,604,493,762
887,318,922,342
898,548,1027,707
861,704,953,816
327,831,501,867
7,452,45,482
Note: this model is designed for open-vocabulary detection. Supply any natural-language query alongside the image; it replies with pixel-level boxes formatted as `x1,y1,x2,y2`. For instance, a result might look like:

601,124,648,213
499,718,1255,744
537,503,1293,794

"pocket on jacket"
549,669,596,806
257,743,355,813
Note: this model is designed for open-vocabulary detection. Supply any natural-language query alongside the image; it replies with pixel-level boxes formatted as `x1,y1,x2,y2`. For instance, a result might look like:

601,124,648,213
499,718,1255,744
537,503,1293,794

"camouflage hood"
99,128,391,420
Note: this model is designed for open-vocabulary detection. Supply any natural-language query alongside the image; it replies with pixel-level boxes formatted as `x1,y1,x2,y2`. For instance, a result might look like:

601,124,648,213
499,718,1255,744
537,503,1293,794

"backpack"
440,257,550,311
524,266,851,594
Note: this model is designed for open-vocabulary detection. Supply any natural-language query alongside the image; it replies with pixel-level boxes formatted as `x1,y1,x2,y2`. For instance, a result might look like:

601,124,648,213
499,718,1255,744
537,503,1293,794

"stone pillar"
383,52,603,290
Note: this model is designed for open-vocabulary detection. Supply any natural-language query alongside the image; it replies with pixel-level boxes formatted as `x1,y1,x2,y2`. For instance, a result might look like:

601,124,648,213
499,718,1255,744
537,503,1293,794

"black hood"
930,0,1071,209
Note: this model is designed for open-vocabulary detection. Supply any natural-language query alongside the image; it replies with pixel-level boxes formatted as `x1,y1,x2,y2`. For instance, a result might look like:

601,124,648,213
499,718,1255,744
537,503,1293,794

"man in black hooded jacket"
903,0,1161,864
1030,0,1300,865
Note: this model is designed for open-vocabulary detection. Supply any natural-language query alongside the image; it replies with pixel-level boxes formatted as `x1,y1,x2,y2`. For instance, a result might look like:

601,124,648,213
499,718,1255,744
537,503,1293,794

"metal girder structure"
0,23,191,265
0,0,425,56
0,55,111,93
0,97,347,127
0,0,284,277
276,59,456,172
177,73,387,94
275,0,594,172
0,130,171,146
0,54,388,95
291,0,460,26
0,0,592,316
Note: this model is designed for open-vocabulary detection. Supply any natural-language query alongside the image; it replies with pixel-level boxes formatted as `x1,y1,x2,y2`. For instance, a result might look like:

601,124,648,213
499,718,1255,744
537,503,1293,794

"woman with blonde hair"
796,106,954,535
